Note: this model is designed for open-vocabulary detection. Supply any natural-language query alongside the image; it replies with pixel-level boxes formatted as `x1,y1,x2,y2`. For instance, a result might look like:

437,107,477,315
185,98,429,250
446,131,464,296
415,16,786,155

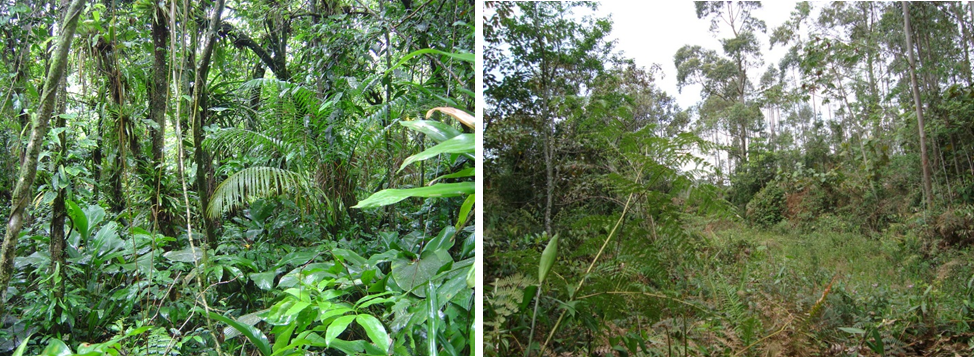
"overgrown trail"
687,219,974,356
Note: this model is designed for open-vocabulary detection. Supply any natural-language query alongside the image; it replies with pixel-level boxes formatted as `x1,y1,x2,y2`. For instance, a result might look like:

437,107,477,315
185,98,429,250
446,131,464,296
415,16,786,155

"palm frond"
207,166,308,218
239,78,321,115
204,127,297,165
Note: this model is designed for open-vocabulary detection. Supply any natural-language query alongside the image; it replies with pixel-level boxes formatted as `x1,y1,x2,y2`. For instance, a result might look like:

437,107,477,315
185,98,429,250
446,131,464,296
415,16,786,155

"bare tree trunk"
903,1,935,209
150,3,172,236
544,123,554,235
0,0,86,316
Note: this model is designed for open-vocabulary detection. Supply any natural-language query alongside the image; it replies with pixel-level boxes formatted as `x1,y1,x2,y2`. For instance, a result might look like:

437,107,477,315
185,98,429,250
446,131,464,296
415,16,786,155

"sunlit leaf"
40,339,72,356
399,119,461,143
162,246,203,263
399,134,474,172
356,314,390,353
353,182,474,208
324,315,357,347
426,107,474,129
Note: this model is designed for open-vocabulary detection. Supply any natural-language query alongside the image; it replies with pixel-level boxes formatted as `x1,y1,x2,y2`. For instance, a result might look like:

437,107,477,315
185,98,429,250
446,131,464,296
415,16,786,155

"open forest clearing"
486,1,974,356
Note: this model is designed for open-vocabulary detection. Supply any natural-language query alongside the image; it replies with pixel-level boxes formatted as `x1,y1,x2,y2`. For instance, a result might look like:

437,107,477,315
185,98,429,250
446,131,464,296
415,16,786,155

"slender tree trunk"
49,76,68,335
192,0,226,248
0,0,86,316
903,1,935,210
150,3,172,235
955,3,973,85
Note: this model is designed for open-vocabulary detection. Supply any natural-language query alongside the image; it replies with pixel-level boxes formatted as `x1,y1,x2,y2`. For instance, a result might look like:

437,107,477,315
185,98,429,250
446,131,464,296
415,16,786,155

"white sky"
596,2,802,109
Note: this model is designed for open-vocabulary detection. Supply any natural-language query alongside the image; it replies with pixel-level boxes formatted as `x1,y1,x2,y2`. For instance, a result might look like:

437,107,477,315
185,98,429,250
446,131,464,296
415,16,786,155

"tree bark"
903,1,935,210
193,0,226,247
0,0,86,315
49,77,68,335
150,3,173,236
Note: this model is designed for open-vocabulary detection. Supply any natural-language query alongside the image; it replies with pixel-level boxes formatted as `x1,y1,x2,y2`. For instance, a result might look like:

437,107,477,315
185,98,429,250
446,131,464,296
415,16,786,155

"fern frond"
207,166,308,218
204,127,297,164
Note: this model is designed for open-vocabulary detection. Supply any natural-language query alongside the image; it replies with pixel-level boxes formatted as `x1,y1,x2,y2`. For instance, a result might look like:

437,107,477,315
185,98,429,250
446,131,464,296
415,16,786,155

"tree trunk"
150,3,172,235
0,0,86,315
903,1,935,210
954,3,973,85
193,0,226,248
48,76,68,335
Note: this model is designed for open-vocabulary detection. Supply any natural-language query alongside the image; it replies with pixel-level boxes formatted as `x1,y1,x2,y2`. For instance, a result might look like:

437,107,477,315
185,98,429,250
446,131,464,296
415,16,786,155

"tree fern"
206,166,309,218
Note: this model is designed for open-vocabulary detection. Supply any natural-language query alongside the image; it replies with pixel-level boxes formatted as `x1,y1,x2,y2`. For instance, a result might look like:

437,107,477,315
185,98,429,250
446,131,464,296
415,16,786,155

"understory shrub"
746,181,785,227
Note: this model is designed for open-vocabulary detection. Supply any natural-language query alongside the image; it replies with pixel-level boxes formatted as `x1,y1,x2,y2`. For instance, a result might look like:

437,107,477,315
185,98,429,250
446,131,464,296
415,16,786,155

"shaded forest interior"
0,0,475,355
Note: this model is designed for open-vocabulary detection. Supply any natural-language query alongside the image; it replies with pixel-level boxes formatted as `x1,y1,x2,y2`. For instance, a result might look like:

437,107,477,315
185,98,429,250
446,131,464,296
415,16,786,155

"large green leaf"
386,49,473,79
90,222,122,256
65,200,88,241
324,315,357,347
391,249,452,297
353,182,474,209
399,120,461,143
162,246,203,263
206,310,272,356
398,134,474,172
456,194,475,229
356,314,391,354
40,339,72,356
249,271,276,291
223,309,269,339
430,168,475,185
538,234,559,284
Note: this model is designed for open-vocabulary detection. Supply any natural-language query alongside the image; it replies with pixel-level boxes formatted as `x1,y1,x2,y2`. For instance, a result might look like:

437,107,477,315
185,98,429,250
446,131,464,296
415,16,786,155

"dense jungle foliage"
486,2,974,356
0,0,474,355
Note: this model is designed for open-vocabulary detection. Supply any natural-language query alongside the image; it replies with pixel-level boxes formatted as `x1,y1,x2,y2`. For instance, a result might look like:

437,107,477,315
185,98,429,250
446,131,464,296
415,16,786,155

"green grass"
685,216,974,355
487,215,974,356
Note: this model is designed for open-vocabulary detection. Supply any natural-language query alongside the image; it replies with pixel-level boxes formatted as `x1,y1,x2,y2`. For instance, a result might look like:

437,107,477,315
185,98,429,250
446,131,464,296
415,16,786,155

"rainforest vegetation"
0,0,474,355
486,1,974,356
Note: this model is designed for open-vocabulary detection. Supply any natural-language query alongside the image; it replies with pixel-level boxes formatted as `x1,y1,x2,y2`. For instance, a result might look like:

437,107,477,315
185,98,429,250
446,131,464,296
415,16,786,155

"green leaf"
391,249,452,297
423,226,456,254
399,134,474,172
163,246,203,263
838,327,866,335
426,281,438,356
357,314,391,354
456,194,475,229
430,167,475,185
205,310,272,356
40,339,72,356
538,234,559,284
399,120,461,143
12,334,31,356
273,324,296,354
353,182,474,208
385,49,473,78
65,200,88,241
285,301,311,317
249,271,276,291
325,315,357,347
466,264,475,288
328,339,367,355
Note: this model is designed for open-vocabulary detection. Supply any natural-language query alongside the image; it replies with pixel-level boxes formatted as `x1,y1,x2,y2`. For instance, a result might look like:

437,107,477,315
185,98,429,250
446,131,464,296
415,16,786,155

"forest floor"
660,218,974,356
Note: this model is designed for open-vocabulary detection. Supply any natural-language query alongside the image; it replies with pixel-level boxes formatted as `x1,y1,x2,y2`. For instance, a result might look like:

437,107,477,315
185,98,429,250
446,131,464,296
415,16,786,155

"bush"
746,181,785,227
